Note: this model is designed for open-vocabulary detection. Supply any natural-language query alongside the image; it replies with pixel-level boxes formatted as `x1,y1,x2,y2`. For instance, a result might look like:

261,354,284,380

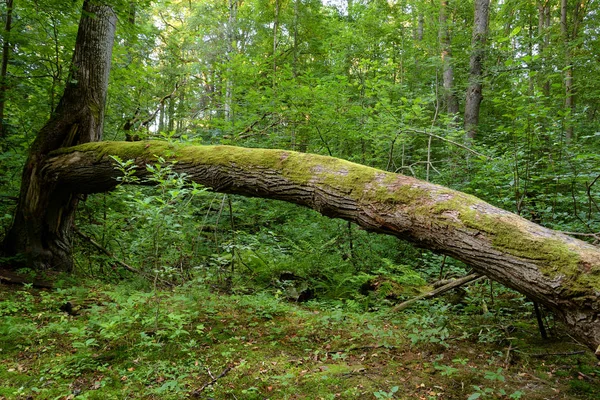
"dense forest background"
1,0,600,399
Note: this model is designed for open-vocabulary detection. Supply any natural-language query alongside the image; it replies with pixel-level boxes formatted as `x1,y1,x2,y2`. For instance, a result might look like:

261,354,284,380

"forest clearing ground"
0,279,599,400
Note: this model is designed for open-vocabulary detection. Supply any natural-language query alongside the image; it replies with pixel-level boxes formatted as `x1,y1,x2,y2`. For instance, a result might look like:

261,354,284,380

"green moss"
54,141,599,295
428,192,600,295
88,102,101,122
179,144,394,196
57,141,427,206
51,140,177,161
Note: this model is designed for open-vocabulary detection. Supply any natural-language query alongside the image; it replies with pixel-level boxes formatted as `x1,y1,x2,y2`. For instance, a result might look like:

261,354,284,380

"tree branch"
390,273,484,313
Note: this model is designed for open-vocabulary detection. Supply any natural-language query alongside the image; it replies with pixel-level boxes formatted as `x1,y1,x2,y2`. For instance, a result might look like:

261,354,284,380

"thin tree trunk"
417,14,424,41
464,0,490,140
1,1,116,270
128,1,135,25
43,141,600,354
292,0,298,77
168,96,175,132
224,0,237,122
561,0,573,141
414,13,424,79
273,0,279,83
0,0,14,139
158,103,165,133
538,0,550,97
439,0,459,117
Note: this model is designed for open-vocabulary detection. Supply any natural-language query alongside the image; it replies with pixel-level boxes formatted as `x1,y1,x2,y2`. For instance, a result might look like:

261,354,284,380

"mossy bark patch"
50,140,178,162
54,141,429,205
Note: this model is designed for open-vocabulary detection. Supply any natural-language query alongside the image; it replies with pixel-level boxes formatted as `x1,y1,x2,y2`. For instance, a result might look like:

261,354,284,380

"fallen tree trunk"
43,141,600,354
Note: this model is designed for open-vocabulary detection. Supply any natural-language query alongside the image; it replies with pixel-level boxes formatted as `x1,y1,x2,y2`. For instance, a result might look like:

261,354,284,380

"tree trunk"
464,0,490,140
416,14,424,41
1,1,116,270
537,0,551,97
224,0,237,122
561,0,574,141
560,0,589,141
439,0,459,117
43,141,600,354
0,0,14,140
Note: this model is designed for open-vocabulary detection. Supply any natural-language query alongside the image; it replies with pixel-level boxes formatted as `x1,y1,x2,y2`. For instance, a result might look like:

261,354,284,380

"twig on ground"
326,344,399,354
504,342,513,367
192,365,233,397
528,350,586,357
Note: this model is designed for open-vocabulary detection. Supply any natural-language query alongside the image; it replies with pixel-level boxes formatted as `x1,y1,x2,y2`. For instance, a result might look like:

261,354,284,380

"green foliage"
406,304,451,348
374,385,399,399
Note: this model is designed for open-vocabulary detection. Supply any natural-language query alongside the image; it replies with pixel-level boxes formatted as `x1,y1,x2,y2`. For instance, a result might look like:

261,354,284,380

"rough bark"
464,0,490,139
439,0,459,117
1,1,116,270
43,141,600,354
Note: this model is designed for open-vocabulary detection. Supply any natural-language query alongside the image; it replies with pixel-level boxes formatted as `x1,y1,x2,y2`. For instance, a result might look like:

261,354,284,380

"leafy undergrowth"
0,279,599,400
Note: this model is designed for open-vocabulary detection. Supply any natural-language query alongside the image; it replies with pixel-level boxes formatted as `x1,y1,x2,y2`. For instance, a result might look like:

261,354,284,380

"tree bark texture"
464,0,490,139
1,1,116,270
43,141,600,354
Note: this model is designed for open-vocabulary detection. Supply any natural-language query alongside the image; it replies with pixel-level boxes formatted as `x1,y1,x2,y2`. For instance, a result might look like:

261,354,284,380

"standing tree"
439,0,459,118
464,0,490,139
560,0,589,141
0,0,14,140
1,0,116,270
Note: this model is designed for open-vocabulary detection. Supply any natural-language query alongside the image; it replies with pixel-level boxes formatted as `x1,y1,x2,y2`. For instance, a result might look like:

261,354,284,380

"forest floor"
0,278,599,400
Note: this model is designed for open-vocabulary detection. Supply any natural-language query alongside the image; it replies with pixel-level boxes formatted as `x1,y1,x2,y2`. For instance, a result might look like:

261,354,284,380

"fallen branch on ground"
191,365,233,397
528,350,586,357
0,268,53,288
390,273,484,313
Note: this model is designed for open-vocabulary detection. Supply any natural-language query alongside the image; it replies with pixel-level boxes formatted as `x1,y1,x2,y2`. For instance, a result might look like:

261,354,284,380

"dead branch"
192,365,233,397
528,350,586,357
74,226,141,274
122,81,184,132
390,273,484,313
0,268,53,288
402,128,492,160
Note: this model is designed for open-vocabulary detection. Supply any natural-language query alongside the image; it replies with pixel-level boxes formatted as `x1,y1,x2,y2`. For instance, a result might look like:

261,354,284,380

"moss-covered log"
44,140,600,354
